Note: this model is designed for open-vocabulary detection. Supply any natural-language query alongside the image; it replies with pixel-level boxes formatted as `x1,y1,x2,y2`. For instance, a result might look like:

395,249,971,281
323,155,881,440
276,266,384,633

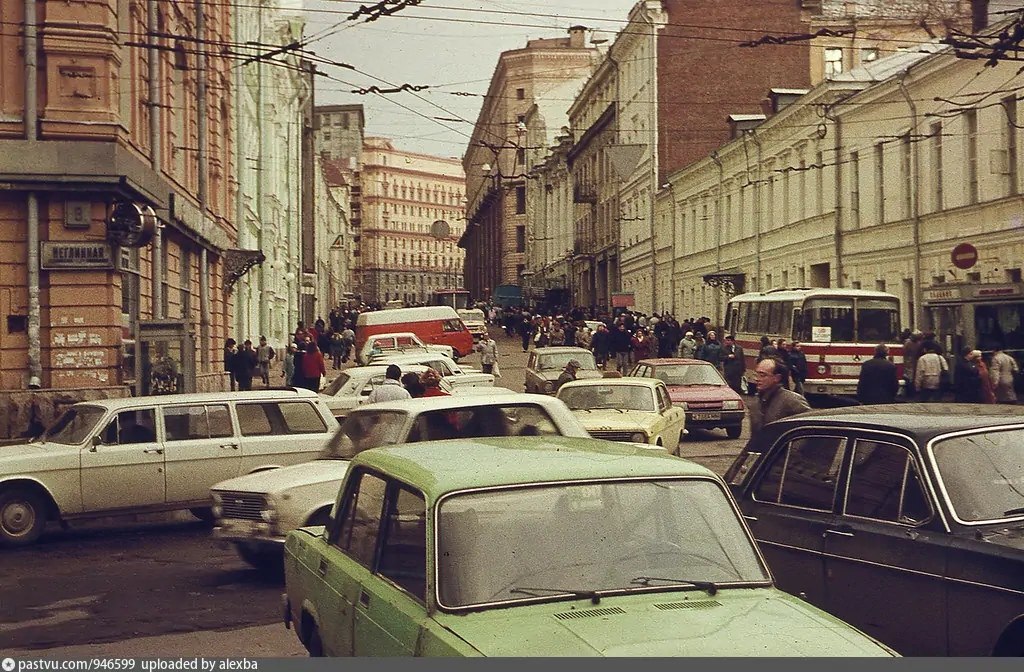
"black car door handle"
359,591,371,607
824,528,855,538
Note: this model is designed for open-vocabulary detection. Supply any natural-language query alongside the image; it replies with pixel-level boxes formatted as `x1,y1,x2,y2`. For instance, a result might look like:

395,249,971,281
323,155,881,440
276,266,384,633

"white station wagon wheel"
0,487,47,547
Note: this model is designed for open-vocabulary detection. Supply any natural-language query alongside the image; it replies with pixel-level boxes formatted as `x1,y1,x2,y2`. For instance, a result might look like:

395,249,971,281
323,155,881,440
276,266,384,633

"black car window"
377,486,427,602
844,440,931,525
332,470,387,568
754,436,846,511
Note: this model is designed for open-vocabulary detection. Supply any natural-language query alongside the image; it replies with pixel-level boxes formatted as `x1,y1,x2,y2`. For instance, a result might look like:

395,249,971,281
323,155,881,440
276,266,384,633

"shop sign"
951,242,978,270
611,292,635,308
975,286,1022,299
40,242,115,270
923,287,963,302
811,326,832,343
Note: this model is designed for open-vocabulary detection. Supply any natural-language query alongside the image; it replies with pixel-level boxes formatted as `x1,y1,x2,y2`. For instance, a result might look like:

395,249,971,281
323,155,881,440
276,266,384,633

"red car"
628,358,745,439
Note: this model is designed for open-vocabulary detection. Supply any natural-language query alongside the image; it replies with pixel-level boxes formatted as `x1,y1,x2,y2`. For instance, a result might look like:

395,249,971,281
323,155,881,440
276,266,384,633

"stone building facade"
360,138,466,305
461,27,600,302
0,0,237,436
316,104,365,170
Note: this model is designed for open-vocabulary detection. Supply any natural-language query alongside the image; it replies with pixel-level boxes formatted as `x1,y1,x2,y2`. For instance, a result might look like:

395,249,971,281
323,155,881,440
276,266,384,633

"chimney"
972,0,990,32
568,25,588,48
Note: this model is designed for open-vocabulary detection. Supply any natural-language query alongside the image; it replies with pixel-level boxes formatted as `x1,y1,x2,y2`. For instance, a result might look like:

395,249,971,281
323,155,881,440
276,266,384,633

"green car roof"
350,436,717,497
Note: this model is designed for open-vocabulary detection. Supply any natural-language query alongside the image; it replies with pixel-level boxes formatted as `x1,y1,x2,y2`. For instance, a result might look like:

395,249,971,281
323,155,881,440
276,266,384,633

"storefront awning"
702,268,746,295
224,249,266,291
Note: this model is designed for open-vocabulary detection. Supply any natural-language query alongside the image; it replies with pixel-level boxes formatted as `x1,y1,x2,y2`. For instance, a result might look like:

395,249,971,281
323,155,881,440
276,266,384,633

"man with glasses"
751,358,810,436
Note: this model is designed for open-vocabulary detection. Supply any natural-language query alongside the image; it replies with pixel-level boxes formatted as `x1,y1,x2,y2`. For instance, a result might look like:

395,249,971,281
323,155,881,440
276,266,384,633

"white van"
0,389,338,547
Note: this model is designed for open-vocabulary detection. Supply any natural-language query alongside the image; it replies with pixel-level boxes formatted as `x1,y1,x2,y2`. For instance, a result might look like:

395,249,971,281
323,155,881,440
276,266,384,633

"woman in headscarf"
419,368,450,398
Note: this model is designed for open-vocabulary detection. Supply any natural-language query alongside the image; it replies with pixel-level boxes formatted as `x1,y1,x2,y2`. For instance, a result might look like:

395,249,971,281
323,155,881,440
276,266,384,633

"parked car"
282,436,897,657
212,394,587,570
355,306,473,361
457,308,487,341
356,332,455,365
724,403,1024,656
629,358,745,439
556,378,685,454
0,390,338,547
370,352,494,388
525,346,603,395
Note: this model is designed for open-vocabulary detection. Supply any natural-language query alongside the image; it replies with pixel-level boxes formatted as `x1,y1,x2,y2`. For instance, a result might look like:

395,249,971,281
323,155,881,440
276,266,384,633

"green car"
282,436,897,657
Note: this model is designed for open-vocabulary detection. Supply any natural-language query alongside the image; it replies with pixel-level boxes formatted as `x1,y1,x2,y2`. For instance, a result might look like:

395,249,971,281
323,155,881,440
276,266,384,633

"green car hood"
434,590,894,657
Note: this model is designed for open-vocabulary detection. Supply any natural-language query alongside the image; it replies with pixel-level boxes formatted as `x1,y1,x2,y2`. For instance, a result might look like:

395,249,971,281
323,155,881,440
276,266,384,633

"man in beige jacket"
913,345,948,403
990,346,1019,403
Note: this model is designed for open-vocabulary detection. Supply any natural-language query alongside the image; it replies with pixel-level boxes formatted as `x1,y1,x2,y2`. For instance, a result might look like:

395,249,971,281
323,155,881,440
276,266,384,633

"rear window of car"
236,401,328,436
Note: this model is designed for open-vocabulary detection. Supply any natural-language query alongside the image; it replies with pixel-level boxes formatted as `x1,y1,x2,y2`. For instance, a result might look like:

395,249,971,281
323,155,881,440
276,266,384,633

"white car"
211,394,588,570
0,390,339,547
372,352,495,388
356,332,455,365
555,377,686,455
457,308,487,341
319,364,435,419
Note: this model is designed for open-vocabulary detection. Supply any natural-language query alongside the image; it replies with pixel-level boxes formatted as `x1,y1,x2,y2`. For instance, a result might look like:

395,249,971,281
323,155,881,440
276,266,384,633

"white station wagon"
211,393,587,570
0,389,338,547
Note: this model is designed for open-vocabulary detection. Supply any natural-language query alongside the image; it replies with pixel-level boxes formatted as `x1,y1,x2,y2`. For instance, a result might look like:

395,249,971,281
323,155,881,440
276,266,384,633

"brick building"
461,27,600,303
0,0,237,436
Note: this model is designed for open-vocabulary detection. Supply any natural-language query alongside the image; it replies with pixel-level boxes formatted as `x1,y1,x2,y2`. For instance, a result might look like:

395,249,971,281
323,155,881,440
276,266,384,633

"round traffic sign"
951,243,978,270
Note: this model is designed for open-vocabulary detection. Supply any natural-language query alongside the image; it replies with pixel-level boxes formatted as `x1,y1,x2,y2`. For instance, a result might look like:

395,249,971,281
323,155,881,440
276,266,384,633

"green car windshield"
436,479,769,609
559,385,655,412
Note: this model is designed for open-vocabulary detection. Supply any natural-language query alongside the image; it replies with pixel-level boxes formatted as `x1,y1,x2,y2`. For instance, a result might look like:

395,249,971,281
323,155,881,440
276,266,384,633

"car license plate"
217,519,261,537
691,412,721,421
830,365,862,376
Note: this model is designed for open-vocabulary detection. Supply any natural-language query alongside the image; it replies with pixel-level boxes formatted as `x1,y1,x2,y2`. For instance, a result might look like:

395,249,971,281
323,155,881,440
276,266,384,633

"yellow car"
556,377,686,455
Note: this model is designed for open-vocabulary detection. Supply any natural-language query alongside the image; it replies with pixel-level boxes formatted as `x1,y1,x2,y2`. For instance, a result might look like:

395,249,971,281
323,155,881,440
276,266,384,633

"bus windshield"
798,298,900,343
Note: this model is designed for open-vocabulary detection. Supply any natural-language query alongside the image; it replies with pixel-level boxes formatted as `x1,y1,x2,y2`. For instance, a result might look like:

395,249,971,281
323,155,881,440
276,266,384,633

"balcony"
573,181,597,204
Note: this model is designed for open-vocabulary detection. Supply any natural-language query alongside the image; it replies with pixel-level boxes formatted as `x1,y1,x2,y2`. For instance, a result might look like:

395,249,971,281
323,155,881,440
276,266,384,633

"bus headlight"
817,365,828,375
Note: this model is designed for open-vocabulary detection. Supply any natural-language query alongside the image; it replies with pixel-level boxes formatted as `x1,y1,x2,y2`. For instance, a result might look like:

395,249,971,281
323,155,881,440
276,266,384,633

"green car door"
353,484,430,656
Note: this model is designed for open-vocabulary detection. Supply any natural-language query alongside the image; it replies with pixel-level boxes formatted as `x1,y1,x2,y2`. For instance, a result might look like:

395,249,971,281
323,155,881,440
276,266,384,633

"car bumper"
213,519,286,546
685,409,745,428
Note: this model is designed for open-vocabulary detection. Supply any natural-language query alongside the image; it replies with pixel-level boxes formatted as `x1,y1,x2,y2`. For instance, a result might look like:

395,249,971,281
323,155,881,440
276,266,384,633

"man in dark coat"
857,344,899,405
721,335,746,394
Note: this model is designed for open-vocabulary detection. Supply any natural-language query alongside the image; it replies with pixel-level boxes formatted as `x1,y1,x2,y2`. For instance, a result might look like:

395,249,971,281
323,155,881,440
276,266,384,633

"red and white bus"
725,288,904,398
431,288,471,310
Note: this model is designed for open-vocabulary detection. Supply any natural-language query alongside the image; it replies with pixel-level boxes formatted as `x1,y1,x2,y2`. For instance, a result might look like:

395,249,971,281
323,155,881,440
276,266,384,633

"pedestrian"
549,322,565,347
256,335,276,386
750,358,811,436
563,322,578,351
366,364,411,403
234,339,258,391
282,343,297,386
787,341,808,395
902,330,924,398
611,323,632,373
679,331,697,358
519,312,533,352
697,331,723,370
970,350,997,404
329,331,345,369
757,335,779,362
591,325,609,368
721,335,746,394
989,345,1019,403
224,338,238,391
555,359,581,392
401,371,426,398
300,341,326,392
631,328,653,362
340,324,355,363
420,368,450,397
953,346,982,403
913,344,947,402
475,331,499,375
857,344,899,405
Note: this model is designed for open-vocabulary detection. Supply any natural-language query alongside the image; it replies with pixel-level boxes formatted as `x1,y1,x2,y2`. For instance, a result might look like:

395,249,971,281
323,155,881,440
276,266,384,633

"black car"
725,404,1024,656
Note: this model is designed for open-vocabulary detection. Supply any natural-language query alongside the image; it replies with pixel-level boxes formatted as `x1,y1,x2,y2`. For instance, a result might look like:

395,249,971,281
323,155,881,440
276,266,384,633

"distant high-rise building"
315,104,365,170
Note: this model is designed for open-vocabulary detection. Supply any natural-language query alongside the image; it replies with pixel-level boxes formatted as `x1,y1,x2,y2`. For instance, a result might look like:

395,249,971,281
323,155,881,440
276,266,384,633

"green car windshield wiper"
630,576,719,596
510,586,603,604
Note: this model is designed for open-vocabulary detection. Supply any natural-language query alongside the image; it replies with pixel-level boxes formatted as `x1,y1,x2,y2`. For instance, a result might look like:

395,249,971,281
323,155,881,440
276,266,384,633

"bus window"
767,302,782,335
779,301,794,338
804,298,855,342
856,299,900,342
751,303,767,335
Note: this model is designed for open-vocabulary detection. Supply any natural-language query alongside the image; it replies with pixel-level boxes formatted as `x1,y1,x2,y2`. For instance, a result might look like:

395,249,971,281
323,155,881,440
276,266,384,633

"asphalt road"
2,331,749,655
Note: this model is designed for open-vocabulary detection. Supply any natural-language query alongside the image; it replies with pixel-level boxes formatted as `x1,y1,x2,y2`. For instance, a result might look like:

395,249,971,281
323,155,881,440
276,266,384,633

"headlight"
544,381,554,392
261,495,278,523
630,432,647,443
817,365,828,375
722,400,742,410
210,493,223,518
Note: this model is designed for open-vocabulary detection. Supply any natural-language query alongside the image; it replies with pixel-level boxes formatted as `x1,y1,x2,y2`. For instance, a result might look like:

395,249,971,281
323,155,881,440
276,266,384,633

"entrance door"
81,408,165,511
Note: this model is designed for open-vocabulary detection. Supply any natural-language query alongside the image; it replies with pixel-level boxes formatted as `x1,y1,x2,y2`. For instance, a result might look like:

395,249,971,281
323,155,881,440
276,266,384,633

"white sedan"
555,377,686,455
371,352,495,388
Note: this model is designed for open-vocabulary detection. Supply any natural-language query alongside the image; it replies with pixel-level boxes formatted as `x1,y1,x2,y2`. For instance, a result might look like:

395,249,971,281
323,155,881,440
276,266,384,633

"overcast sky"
301,0,639,160
298,0,1023,161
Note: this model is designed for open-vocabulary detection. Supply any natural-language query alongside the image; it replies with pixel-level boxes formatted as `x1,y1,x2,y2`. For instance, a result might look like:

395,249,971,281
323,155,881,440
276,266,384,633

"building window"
342,113,350,129
516,147,525,168
850,150,860,228
965,108,979,204
516,87,525,100
516,226,526,253
874,143,885,224
824,47,843,77
515,185,526,214
931,122,944,211
861,48,879,64
1004,96,1019,196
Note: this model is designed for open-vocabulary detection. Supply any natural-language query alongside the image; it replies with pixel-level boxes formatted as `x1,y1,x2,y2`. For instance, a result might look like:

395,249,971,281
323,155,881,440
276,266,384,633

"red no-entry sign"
951,243,978,270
